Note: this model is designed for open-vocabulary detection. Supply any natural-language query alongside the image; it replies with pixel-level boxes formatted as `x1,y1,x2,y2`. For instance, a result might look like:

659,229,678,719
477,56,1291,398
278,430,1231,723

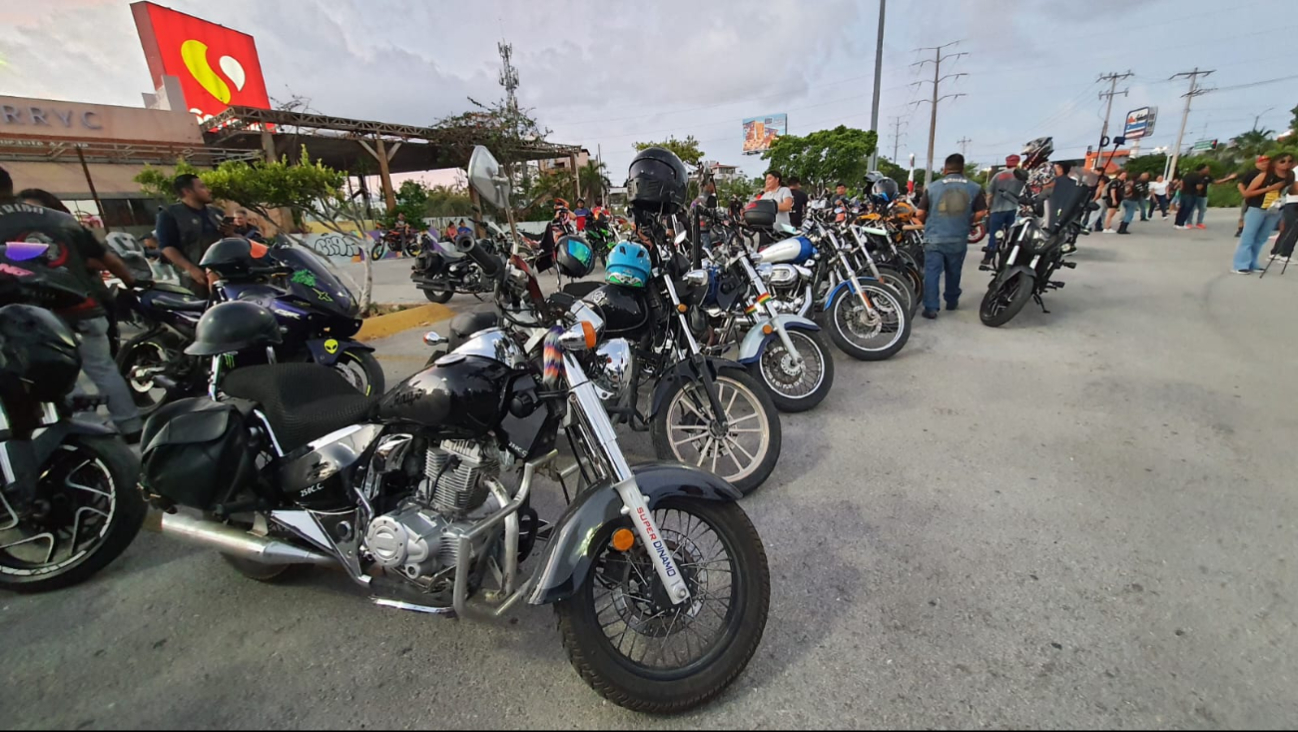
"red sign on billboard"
132,1,271,122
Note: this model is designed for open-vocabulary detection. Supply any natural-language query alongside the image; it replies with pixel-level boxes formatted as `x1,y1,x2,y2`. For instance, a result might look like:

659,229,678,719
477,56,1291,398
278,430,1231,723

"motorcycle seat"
221,363,378,453
448,311,500,350
146,288,208,311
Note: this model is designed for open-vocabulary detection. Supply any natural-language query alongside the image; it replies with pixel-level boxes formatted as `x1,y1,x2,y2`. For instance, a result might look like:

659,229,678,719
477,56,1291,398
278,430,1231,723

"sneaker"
1196,224,1207,230
922,309,938,320
1103,229,1117,234
1231,269,1253,275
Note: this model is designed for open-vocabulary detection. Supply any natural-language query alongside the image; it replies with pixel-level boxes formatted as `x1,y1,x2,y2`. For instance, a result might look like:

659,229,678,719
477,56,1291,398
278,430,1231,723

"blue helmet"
606,242,651,288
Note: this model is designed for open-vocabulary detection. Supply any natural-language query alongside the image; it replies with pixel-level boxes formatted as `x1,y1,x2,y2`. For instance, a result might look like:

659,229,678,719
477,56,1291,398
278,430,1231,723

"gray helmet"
185,301,283,357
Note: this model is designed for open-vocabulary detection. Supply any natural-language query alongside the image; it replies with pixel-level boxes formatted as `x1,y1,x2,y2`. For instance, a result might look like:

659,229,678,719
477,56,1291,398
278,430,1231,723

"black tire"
650,366,781,495
330,349,385,397
0,435,145,593
747,328,834,413
874,265,917,317
370,242,386,262
979,272,1035,327
894,251,925,310
555,499,770,713
826,281,911,361
423,286,454,304
115,331,181,414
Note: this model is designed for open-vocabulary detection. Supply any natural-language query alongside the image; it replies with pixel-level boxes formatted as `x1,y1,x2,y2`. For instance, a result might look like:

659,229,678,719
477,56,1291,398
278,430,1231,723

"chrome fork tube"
563,354,690,604
737,256,802,365
828,231,876,313
849,226,884,280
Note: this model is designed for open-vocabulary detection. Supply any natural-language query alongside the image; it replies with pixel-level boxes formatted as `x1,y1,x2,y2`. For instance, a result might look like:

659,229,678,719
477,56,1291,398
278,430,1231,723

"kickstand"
1032,293,1050,314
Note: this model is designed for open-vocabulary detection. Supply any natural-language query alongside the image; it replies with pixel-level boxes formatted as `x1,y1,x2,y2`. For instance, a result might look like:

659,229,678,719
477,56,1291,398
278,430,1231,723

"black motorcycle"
116,238,383,414
979,174,1095,327
409,222,506,303
137,145,770,712
0,241,145,592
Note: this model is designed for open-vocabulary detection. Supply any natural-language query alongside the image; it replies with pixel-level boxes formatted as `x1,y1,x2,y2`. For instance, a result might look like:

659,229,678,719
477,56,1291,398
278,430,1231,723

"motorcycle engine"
363,440,505,582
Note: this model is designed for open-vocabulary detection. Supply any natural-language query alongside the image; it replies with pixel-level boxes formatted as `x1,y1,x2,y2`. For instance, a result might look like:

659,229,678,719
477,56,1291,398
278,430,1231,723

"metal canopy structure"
200,106,584,211
0,138,261,166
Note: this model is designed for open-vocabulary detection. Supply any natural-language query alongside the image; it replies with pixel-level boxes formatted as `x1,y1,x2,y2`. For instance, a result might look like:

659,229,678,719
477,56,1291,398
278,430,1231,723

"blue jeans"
1175,195,1198,227
923,247,966,312
1122,199,1139,224
986,210,1016,254
1233,207,1281,271
73,317,142,433
1195,196,1208,225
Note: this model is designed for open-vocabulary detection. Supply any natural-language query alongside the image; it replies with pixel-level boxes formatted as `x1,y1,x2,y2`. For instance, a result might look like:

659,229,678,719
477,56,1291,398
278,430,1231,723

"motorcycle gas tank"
581,283,649,337
376,353,513,439
755,236,816,265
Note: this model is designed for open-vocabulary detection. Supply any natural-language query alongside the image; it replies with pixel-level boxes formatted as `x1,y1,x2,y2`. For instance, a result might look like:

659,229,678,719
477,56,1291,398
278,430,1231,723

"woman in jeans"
1268,180,1298,264
1148,175,1170,218
1231,154,1296,274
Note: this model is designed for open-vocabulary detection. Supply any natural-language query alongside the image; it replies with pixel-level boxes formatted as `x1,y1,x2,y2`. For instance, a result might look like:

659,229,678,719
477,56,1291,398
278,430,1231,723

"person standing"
1148,174,1171,219
572,199,589,232
983,155,1026,265
1103,170,1128,233
759,170,794,229
1231,153,1295,273
154,174,229,295
1233,157,1270,236
1174,164,1211,229
1119,173,1139,235
1268,178,1298,264
692,177,719,249
829,182,851,210
4,172,144,441
914,153,987,320
787,177,809,227
1133,172,1152,222
1090,173,1110,231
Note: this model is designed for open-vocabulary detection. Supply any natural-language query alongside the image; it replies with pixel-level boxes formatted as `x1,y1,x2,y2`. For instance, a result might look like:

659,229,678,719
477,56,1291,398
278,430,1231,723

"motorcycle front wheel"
370,241,387,262
650,366,780,495
826,281,911,361
979,272,1035,327
0,436,145,593
422,284,454,304
555,499,770,713
874,265,918,318
749,328,834,413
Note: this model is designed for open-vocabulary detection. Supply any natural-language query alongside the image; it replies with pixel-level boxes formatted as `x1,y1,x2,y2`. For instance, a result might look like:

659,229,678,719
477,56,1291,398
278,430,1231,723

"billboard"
1123,106,1157,140
131,2,271,122
743,114,788,155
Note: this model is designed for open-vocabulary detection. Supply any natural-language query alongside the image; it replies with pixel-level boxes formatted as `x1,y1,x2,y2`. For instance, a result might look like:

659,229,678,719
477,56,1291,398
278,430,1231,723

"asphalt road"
5,210,1297,729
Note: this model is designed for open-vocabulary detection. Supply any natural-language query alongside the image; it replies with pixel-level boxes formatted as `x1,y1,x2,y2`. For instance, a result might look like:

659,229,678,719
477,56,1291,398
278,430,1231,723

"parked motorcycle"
410,222,506,303
370,225,422,261
116,238,382,415
0,241,145,592
138,145,770,713
978,172,1094,327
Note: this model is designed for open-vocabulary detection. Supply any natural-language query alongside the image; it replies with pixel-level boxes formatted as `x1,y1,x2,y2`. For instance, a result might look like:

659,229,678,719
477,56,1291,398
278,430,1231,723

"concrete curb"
356,303,455,342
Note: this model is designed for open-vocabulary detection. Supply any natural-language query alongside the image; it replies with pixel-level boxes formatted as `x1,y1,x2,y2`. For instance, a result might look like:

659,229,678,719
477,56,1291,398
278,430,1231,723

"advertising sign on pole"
1123,106,1157,140
742,114,788,155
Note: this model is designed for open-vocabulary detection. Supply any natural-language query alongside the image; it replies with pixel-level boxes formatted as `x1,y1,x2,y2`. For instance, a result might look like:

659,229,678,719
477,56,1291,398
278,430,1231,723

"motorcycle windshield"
273,245,359,318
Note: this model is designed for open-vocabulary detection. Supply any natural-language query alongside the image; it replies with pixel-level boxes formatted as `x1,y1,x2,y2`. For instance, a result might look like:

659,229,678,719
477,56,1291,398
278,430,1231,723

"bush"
1208,185,1243,209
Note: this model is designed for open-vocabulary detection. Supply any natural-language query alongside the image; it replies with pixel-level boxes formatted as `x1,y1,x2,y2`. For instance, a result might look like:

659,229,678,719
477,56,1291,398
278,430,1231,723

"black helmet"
555,235,595,278
1022,137,1054,170
0,303,82,402
185,301,283,357
626,147,688,213
871,178,900,203
864,171,887,186
199,237,255,278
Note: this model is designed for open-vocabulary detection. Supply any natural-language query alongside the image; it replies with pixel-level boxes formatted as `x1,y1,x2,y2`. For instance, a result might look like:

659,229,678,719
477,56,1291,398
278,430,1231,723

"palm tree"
1233,128,1276,158
577,159,611,203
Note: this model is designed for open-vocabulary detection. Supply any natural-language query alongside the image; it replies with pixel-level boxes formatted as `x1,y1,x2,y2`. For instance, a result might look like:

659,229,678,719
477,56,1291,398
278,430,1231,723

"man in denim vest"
915,153,987,320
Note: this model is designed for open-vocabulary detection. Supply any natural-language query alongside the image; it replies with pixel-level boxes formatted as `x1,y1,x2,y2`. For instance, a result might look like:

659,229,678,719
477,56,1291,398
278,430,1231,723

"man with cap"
982,154,1026,267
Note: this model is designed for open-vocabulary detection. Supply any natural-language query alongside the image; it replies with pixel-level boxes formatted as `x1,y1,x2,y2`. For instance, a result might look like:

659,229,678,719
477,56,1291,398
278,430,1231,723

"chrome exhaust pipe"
156,511,336,567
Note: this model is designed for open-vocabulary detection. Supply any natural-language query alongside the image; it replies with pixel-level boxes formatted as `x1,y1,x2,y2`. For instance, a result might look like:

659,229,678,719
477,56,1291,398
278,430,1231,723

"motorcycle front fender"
991,265,1036,291
649,356,743,418
305,338,373,367
823,276,883,310
737,314,821,365
526,462,742,605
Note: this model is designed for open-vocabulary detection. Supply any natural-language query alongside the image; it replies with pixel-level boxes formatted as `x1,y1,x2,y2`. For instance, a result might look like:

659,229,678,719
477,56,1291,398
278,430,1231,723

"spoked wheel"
826,281,911,361
556,499,770,713
979,272,1035,327
749,329,834,413
651,367,781,495
329,349,385,396
875,265,918,317
0,437,144,592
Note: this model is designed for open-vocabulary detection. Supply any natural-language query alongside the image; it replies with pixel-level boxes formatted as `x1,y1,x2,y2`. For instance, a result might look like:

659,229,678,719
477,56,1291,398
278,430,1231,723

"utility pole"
1095,71,1133,170
888,115,908,164
911,41,968,187
1168,68,1215,180
866,0,887,172
956,137,972,159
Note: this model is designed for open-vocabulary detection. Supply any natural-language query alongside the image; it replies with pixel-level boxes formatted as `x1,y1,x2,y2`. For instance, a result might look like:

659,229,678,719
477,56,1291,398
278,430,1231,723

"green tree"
381,180,431,229
424,185,475,218
1233,128,1276,159
760,126,878,192
633,135,705,167
1124,154,1168,178
577,159,611,203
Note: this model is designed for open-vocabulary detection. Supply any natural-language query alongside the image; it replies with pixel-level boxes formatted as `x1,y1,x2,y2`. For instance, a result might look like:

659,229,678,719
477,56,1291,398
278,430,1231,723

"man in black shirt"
1103,170,1128,233
155,173,228,294
787,176,810,227
1175,164,1211,229
1133,173,1151,222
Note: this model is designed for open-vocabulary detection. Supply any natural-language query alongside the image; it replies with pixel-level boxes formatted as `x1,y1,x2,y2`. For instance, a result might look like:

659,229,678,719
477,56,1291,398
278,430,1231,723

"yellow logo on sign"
324,339,339,355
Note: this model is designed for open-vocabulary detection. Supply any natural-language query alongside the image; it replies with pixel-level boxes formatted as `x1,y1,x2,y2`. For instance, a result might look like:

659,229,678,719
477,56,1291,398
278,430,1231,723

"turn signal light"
611,528,636,552
762,324,774,335
677,303,688,313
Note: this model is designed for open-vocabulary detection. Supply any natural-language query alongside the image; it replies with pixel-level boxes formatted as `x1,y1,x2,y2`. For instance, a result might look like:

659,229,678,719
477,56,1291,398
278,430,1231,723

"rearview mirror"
778,223,799,235
468,145,510,209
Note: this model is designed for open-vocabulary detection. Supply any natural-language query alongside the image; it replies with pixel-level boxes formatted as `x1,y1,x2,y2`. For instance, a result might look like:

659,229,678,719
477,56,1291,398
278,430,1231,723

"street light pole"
866,0,886,172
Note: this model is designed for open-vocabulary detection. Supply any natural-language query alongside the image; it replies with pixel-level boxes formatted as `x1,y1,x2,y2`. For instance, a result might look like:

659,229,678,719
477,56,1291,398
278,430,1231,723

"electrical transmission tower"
888,115,909,163
911,42,968,187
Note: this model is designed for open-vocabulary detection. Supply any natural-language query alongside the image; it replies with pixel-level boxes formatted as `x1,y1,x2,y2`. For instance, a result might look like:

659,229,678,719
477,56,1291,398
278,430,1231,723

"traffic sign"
1123,107,1158,140
1192,139,1218,152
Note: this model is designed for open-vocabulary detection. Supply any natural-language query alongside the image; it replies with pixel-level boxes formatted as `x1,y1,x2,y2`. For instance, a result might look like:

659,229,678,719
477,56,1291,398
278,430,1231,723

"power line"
1168,68,1214,177
956,136,972,159
1094,71,1133,166
910,41,968,187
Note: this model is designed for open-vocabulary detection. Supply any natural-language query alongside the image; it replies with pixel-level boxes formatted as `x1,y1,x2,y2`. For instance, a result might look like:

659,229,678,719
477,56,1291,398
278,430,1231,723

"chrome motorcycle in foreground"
138,146,770,713
0,240,145,592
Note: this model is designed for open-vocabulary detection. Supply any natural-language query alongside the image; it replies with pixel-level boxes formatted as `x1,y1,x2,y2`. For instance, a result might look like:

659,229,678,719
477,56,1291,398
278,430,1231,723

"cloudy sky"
3,0,1295,184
